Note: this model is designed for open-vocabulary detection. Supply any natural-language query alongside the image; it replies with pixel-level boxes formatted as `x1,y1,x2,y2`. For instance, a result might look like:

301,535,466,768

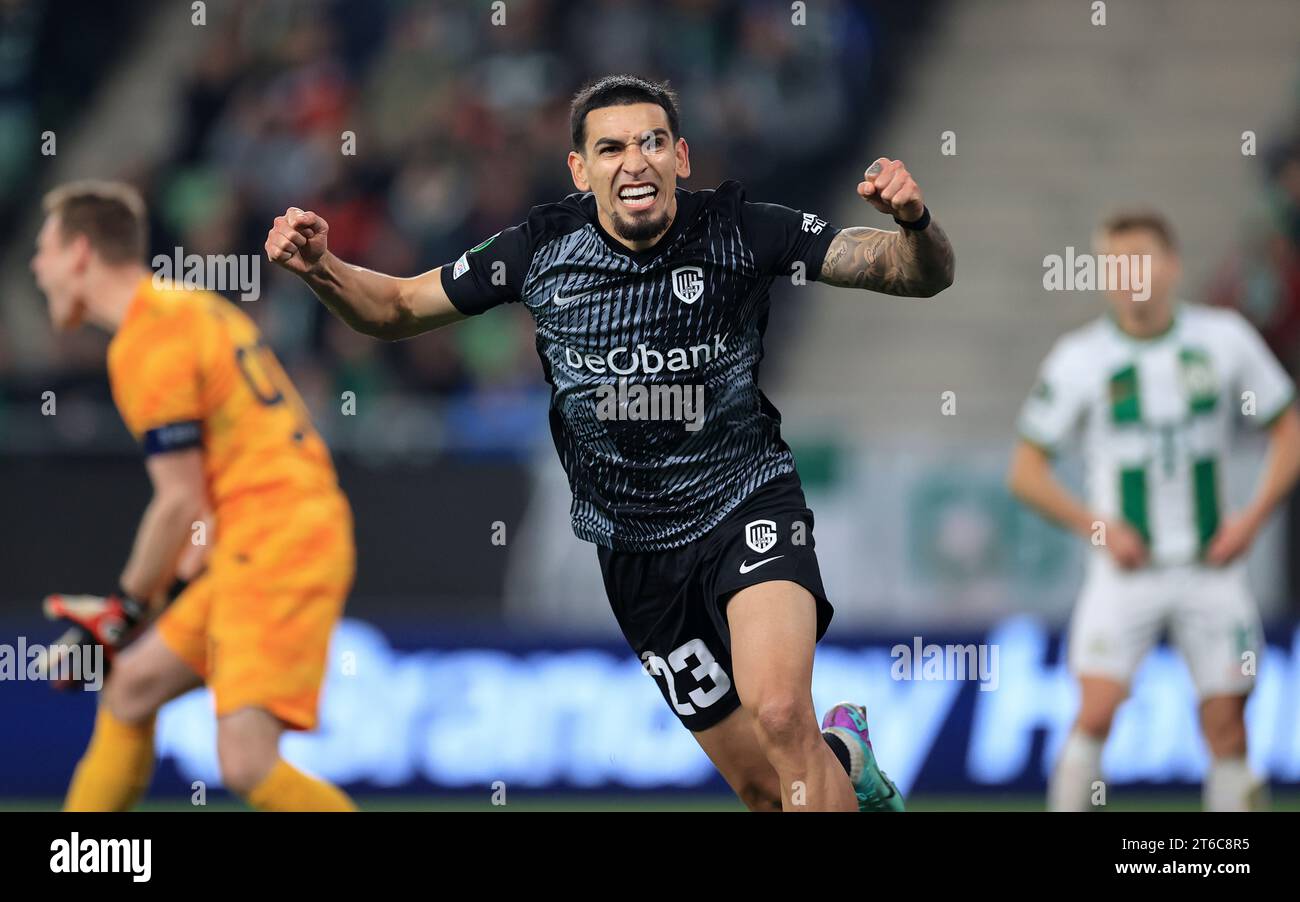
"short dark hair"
42,179,147,264
569,74,680,153
1099,209,1178,253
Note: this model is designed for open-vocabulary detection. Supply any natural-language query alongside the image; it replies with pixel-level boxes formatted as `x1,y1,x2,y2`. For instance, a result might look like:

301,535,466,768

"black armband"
142,420,203,456
894,206,931,231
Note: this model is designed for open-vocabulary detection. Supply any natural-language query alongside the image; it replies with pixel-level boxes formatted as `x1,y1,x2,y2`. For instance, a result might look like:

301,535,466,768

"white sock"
1204,756,1260,812
1048,731,1104,811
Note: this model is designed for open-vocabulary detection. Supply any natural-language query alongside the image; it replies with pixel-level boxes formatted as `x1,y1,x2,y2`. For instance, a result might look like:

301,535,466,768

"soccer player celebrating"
1008,211,1300,811
266,75,954,811
32,181,357,811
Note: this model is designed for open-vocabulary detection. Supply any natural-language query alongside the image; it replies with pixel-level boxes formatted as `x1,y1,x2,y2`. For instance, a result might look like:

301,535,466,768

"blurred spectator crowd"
1206,75,1300,593
0,0,879,452
1209,79,1300,383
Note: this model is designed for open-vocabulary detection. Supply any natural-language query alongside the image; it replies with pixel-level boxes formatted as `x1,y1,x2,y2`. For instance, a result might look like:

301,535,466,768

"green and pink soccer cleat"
822,702,905,812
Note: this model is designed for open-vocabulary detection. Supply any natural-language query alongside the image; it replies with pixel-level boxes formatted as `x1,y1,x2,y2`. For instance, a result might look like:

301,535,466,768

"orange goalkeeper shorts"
156,488,354,731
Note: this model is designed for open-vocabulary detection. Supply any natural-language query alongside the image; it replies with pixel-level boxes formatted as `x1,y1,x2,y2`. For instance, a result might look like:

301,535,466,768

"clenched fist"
858,158,925,224
265,207,330,276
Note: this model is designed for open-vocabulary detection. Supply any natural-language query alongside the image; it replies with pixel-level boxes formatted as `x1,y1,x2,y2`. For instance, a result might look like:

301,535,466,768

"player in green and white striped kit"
1007,211,1300,811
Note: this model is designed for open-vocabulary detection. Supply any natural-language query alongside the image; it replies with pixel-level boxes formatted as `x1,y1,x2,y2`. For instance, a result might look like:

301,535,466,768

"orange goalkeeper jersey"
107,278,341,522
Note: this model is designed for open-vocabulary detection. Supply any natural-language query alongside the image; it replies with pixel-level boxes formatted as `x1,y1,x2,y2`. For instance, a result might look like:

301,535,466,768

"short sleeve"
1225,310,1295,427
742,200,841,279
108,313,204,455
1017,339,1089,455
439,219,538,315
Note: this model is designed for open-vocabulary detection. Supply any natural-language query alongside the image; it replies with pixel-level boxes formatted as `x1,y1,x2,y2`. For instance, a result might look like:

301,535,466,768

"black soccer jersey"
440,180,839,551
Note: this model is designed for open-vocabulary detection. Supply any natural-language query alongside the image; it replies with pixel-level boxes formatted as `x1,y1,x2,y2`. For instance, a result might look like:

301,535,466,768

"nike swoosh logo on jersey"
552,290,592,307
738,555,784,574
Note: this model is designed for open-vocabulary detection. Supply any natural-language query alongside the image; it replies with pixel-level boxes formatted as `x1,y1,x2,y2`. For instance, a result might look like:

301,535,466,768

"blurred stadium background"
2,0,1300,810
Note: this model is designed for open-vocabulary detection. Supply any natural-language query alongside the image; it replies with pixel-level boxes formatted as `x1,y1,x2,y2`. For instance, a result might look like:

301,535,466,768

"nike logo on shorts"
739,555,784,574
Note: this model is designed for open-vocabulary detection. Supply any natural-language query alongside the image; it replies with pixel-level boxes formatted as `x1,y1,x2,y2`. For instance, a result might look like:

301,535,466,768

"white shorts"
1068,557,1262,698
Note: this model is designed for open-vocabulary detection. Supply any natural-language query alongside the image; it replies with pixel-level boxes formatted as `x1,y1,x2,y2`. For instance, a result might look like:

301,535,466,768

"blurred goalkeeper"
31,181,356,812
267,75,955,811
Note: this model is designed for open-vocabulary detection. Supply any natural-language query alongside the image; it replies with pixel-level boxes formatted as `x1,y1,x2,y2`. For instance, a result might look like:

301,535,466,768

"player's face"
1097,227,1180,317
571,103,690,244
30,215,87,332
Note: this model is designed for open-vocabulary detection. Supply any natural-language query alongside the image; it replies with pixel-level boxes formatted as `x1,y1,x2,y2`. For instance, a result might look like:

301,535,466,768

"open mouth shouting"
617,182,658,212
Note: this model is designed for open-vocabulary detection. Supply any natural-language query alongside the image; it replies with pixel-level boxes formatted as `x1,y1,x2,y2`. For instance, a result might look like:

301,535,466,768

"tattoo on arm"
818,219,955,297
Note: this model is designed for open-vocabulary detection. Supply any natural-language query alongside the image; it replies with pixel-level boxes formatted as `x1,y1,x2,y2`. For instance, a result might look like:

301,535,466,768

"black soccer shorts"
596,472,834,732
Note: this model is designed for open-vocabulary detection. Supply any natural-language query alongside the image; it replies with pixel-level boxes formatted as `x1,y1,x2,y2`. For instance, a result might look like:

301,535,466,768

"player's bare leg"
1048,674,1126,811
1199,693,1262,810
218,707,356,811
217,707,284,796
64,627,202,811
101,627,204,724
693,706,783,811
694,660,902,812
727,580,856,812
1200,693,1248,758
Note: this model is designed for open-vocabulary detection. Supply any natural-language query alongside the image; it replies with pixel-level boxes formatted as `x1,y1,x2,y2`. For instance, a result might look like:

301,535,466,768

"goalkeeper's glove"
38,591,147,690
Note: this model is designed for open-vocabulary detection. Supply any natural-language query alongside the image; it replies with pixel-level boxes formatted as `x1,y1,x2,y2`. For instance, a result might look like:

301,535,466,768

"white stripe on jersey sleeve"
1221,308,1296,427
1017,334,1093,453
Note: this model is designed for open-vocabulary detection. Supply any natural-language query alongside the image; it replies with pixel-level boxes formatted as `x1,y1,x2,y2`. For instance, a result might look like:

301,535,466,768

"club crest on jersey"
671,265,704,305
1178,348,1219,414
745,519,778,554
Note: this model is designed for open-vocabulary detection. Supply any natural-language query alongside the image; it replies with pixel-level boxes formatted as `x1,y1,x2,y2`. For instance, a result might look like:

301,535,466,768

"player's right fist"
1102,520,1148,570
265,207,329,275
